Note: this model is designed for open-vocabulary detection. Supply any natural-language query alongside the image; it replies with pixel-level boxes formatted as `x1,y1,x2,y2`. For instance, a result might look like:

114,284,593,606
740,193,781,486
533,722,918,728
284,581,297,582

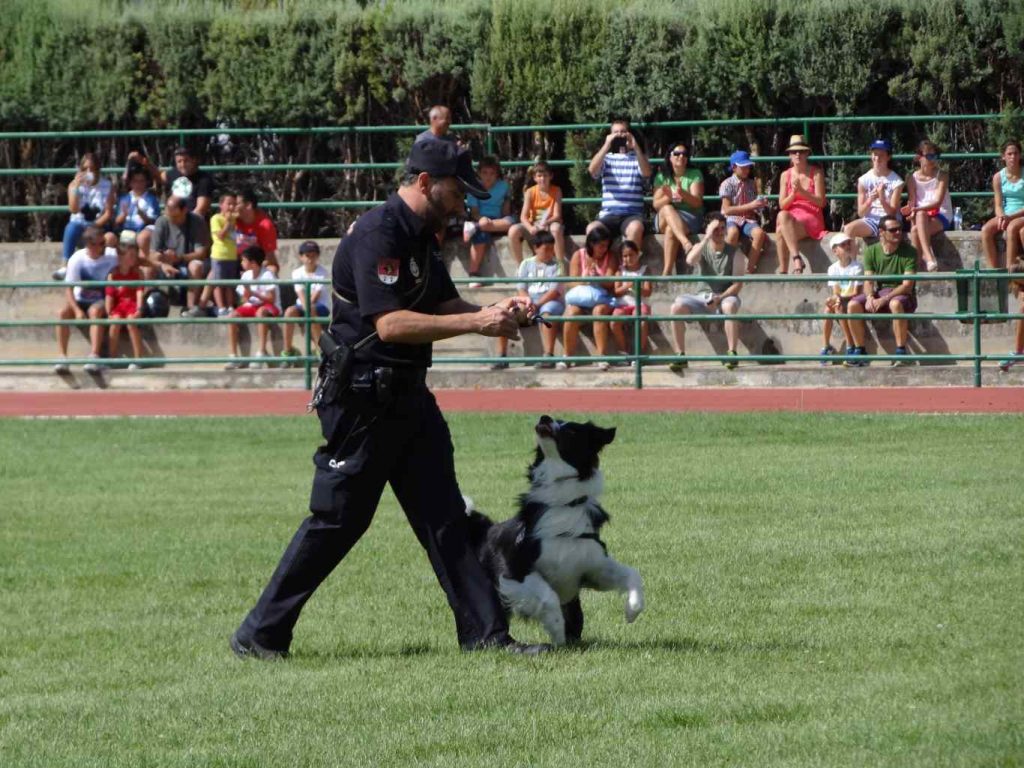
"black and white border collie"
466,415,644,646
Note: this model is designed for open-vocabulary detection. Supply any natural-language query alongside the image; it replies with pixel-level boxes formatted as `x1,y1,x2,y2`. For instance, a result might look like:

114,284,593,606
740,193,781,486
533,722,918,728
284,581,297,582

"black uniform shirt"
330,192,459,367
165,168,216,213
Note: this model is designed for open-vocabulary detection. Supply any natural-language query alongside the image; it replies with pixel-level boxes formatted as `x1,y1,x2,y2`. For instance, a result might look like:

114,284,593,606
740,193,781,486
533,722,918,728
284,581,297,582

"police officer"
231,140,545,658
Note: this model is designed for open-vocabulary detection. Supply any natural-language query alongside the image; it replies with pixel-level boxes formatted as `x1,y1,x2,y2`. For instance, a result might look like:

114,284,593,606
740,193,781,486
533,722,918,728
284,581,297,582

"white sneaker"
53,358,70,374
217,307,232,317
127,362,142,371
224,355,247,371
925,260,939,273
250,351,267,369
998,353,1021,372
554,361,569,371
51,266,67,281
83,354,106,374
597,361,611,371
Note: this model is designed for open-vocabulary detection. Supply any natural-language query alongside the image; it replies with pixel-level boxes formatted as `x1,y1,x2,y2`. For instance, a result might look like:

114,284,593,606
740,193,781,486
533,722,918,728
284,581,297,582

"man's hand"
497,295,537,326
474,305,520,340
160,262,178,278
706,218,723,237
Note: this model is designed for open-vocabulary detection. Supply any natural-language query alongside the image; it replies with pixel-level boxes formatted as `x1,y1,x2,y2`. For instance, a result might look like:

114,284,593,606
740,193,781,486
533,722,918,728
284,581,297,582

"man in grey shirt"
414,105,456,144
152,195,212,316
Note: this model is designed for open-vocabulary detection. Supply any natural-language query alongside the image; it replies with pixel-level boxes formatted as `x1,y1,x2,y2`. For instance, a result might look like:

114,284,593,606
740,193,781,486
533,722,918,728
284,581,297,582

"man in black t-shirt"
162,146,215,217
231,140,547,659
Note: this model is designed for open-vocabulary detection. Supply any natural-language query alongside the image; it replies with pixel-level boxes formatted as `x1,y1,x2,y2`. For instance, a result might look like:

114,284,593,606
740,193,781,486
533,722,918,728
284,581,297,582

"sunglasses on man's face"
883,226,902,233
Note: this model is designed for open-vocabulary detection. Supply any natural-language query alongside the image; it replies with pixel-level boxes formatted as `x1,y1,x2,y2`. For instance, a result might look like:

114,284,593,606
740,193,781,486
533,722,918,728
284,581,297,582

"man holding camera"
587,118,653,246
231,140,547,660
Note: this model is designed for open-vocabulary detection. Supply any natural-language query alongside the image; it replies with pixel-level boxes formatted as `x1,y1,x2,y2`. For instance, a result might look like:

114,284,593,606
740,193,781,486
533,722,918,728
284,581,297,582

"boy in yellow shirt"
209,193,238,316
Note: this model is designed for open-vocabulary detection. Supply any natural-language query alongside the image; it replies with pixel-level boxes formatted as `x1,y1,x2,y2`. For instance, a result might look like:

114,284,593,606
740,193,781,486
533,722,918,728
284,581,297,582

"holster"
308,333,356,410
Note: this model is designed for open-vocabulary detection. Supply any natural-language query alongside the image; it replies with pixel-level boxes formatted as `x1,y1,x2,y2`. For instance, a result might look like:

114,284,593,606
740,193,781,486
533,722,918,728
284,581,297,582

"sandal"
791,256,805,275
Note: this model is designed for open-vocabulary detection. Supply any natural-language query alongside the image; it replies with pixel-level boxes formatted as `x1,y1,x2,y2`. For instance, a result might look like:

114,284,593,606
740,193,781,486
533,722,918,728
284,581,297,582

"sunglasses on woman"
922,153,940,161
671,150,688,157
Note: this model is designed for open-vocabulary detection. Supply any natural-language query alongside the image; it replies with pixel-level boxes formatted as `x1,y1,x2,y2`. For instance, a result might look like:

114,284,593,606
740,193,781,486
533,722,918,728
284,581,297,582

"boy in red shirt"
105,236,146,368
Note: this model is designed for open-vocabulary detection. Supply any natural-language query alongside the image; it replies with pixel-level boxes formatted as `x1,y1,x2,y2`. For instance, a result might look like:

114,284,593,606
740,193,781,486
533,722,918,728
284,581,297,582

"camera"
610,136,628,153
80,204,99,222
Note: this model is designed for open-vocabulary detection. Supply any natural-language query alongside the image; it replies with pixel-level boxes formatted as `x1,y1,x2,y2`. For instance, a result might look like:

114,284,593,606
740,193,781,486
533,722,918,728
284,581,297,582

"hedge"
1,0,1022,240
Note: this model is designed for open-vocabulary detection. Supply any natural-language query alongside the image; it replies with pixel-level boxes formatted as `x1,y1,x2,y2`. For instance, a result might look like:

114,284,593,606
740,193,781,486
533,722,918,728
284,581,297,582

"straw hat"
785,134,812,152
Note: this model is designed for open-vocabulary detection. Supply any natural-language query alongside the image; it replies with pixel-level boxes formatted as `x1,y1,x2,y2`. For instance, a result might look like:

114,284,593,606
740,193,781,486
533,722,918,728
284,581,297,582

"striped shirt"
596,152,646,217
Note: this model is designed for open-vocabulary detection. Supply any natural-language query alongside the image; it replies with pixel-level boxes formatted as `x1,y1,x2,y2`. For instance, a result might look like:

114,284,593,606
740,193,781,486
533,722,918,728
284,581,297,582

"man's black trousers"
238,380,510,652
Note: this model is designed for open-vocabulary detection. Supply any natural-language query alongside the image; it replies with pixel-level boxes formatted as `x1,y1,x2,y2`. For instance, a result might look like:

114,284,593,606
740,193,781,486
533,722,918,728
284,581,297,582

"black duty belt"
351,364,427,393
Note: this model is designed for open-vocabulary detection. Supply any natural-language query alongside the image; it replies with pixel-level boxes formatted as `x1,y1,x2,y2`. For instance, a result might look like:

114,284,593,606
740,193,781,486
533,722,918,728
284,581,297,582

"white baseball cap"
830,232,852,249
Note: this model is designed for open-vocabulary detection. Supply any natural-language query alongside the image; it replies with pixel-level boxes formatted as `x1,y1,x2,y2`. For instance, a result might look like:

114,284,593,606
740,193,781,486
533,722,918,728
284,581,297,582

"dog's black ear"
600,426,616,446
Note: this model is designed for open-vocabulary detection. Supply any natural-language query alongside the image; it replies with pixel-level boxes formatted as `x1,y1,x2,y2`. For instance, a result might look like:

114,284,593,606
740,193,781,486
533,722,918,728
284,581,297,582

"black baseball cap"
405,139,490,199
298,240,320,254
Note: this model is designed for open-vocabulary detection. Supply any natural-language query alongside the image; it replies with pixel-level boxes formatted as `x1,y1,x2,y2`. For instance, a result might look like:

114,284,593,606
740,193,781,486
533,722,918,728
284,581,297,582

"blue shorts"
726,219,761,238
565,285,614,309
470,216,516,245
655,209,703,235
75,297,104,314
289,302,330,317
533,299,565,316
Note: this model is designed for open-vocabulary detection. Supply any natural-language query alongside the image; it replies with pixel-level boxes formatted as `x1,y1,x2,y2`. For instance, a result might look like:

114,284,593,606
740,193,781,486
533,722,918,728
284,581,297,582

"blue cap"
730,150,754,168
869,138,893,152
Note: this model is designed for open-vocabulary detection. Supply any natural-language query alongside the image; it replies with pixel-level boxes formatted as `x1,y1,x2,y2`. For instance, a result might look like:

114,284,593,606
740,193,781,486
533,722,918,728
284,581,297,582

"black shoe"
230,630,288,661
502,640,553,656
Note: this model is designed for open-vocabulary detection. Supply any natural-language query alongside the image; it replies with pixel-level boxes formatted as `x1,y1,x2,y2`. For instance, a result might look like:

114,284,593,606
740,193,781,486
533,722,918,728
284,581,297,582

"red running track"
1,387,1022,417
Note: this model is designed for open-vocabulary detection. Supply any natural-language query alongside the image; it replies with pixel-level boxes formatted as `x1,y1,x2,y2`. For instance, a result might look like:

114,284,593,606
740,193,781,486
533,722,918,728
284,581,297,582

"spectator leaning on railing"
162,146,215,218
845,214,918,367
587,118,652,246
151,195,212,317
54,153,117,281
54,226,118,374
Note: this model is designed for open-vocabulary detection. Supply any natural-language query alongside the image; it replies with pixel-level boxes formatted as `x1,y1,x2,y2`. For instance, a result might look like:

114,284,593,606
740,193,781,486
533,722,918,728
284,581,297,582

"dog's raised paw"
625,591,644,623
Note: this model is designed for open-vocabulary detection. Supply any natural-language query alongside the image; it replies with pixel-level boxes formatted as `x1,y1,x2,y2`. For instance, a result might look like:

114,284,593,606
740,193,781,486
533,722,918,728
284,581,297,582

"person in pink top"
775,135,826,275
901,139,952,273
559,226,619,370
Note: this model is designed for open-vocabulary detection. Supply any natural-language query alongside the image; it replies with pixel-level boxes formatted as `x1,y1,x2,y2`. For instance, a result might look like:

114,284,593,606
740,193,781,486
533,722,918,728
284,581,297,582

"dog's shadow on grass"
570,636,820,655
299,642,437,661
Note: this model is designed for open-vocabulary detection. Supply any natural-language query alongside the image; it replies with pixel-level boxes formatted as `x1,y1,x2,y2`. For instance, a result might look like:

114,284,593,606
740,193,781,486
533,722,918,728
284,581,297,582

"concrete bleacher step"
1,234,1019,389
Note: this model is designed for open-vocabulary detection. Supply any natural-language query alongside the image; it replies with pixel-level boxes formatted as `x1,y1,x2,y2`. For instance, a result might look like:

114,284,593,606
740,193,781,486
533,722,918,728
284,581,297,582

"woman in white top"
901,140,952,272
57,153,116,277
843,138,904,239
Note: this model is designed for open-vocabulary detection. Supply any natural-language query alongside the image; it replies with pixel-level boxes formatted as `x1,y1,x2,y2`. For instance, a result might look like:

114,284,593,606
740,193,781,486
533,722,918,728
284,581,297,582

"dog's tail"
462,495,494,548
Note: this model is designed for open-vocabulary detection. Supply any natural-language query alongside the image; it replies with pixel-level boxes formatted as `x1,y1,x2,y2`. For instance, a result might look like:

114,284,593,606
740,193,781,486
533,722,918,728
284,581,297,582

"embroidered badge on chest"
377,257,400,285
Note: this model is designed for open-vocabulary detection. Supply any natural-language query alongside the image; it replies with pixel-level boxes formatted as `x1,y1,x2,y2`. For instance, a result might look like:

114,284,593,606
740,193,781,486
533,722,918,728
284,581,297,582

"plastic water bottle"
953,207,963,231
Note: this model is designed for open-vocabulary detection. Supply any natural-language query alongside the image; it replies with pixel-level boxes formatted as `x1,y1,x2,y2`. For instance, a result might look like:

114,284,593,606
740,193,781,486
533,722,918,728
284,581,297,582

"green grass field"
1,412,1021,767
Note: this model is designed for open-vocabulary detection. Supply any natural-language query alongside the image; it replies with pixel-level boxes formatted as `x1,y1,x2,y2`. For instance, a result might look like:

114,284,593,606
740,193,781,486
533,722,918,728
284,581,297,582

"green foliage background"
1,0,1023,238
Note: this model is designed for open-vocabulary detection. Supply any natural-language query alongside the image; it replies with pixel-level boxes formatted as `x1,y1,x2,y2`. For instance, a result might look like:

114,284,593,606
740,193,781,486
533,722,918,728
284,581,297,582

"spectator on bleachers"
234,188,280,274
152,195,212,317
652,140,704,275
105,239,145,370
669,213,743,371
124,149,162,195
844,139,904,240
508,161,565,264
845,214,917,366
54,226,117,374
776,135,826,275
901,140,951,273
225,246,280,370
492,230,567,370
611,239,653,360
559,225,619,371
282,240,330,363
719,150,769,273
981,139,1024,270
54,153,116,280
587,118,652,246
820,233,864,364
209,192,239,316
115,166,160,263
414,105,455,144
162,146,214,218
463,155,515,288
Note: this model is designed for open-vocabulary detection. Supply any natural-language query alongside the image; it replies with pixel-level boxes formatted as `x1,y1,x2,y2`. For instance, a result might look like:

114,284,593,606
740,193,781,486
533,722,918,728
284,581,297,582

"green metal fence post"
972,261,982,388
485,126,495,156
632,276,643,389
303,281,313,390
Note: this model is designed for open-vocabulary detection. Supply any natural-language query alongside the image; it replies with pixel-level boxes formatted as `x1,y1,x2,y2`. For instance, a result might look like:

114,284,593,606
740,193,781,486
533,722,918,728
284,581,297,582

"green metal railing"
0,113,1007,214
2,268,1020,389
